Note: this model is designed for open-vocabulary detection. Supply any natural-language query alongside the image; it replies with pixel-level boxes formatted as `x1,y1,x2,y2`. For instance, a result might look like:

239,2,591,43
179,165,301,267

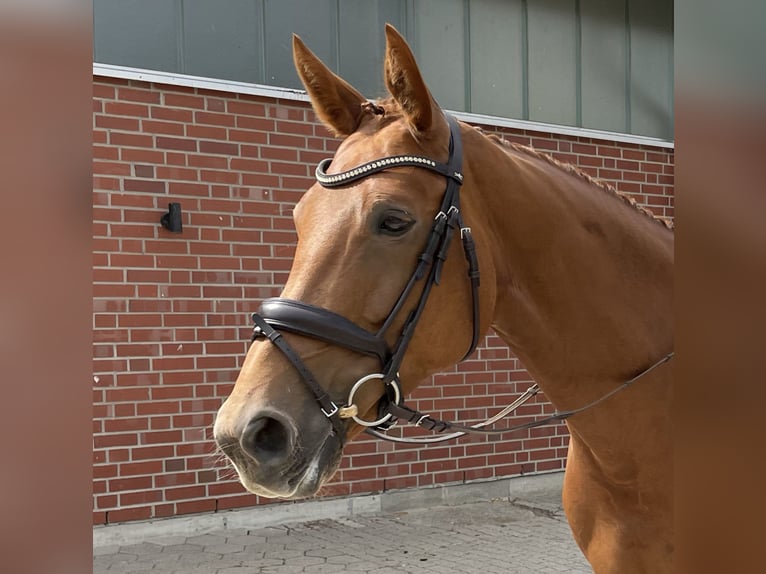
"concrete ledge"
93,471,564,548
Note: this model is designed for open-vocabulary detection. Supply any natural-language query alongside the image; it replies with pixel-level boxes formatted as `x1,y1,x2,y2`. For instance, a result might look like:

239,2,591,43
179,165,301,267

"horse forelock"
357,97,431,142
476,128,674,231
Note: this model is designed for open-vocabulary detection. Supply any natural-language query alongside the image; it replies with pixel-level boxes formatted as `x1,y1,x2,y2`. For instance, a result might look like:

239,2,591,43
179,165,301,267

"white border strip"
93,63,674,150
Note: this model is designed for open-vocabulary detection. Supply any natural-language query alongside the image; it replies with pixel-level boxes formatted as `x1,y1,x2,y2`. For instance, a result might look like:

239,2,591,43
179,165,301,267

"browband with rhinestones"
315,155,463,188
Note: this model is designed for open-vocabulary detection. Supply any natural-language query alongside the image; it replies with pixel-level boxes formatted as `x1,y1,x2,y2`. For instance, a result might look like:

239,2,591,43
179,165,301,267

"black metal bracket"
160,202,182,233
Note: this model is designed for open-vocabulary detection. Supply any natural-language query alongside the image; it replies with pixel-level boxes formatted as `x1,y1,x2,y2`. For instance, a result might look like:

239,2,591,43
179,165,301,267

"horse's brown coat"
215,25,673,574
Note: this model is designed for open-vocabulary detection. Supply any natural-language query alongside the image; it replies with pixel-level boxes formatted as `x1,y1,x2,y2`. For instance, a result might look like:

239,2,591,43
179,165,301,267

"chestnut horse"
214,25,673,574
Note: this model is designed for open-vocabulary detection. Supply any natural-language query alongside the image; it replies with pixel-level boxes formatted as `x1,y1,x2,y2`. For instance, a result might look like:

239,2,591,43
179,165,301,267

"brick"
598,169,622,180
151,106,194,122
119,491,163,507
120,148,164,163
184,125,224,141
658,174,674,185
119,460,162,480
134,164,154,178
530,138,558,151
93,144,118,159
616,159,640,171
572,143,597,155
104,388,149,404
199,140,238,155
280,176,314,190
206,97,226,111
118,87,161,104
104,417,149,433
142,119,185,135
227,100,267,116
123,178,166,193
95,115,140,131
235,114,275,131
104,101,150,117
96,495,118,509
155,255,198,269
275,133,308,148
623,170,647,182
195,111,236,126
261,146,298,161
276,120,314,135
229,157,269,172
167,181,210,196
622,149,646,160
110,132,153,147
156,136,197,152
155,166,198,181
94,434,139,448
200,169,239,184
596,145,621,157
93,83,115,99
188,153,228,169
577,155,603,167
640,161,664,173
131,445,175,460
163,93,205,109
646,195,670,206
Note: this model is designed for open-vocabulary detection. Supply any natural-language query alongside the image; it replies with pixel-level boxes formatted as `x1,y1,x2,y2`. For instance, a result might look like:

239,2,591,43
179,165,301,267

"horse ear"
383,24,444,136
292,34,366,137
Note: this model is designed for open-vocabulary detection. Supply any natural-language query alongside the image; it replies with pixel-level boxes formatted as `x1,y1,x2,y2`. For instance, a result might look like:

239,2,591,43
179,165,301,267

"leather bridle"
252,113,479,438
250,112,674,444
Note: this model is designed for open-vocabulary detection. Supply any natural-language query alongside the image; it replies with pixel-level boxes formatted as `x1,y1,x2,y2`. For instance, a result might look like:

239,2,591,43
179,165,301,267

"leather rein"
250,112,673,444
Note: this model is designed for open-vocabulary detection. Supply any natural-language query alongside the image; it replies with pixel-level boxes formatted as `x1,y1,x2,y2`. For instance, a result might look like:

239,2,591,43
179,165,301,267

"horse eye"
378,213,414,235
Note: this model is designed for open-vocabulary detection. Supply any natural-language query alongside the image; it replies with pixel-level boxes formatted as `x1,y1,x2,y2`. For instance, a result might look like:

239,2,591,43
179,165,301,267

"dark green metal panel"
263,0,338,90
580,0,628,133
468,0,525,120
92,0,674,139
338,0,406,99
629,0,674,139
183,0,263,84
527,0,578,126
411,0,467,112
94,0,180,73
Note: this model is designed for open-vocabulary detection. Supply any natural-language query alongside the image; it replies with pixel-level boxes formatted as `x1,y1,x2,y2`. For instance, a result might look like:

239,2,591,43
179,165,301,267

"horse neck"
463,131,673,434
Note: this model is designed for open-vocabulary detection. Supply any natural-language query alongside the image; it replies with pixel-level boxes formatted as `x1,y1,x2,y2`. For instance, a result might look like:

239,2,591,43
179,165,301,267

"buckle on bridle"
321,402,339,418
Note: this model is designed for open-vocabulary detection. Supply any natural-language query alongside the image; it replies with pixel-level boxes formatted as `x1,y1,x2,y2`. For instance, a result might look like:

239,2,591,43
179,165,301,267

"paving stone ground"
94,492,592,573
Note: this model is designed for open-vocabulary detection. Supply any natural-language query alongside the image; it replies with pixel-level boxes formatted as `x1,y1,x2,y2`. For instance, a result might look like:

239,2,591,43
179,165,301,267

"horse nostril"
240,415,293,466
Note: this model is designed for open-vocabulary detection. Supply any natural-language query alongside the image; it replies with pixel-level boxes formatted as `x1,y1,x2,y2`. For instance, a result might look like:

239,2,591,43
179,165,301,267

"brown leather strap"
258,298,391,364
385,402,566,436
251,314,346,437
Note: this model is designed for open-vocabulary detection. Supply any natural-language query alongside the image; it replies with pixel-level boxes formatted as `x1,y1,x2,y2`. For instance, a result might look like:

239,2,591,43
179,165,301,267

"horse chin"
234,432,343,500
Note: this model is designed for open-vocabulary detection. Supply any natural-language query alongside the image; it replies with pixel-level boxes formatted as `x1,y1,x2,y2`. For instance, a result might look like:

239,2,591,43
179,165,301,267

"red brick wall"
92,75,674,525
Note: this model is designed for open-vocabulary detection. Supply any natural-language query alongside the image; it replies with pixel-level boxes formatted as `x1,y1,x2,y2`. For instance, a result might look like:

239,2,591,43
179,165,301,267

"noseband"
251,114,480,438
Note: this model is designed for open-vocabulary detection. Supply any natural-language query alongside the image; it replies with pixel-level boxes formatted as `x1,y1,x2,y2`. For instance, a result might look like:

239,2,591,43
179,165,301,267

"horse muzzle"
214,407,344,499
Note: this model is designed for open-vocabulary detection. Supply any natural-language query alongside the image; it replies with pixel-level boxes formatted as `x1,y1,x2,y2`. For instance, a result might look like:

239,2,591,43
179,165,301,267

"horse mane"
476,129,674,231
365,100,673,231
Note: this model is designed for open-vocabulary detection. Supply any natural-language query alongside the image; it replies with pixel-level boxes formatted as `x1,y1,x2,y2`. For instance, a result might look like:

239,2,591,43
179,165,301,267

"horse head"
213,25,496,498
